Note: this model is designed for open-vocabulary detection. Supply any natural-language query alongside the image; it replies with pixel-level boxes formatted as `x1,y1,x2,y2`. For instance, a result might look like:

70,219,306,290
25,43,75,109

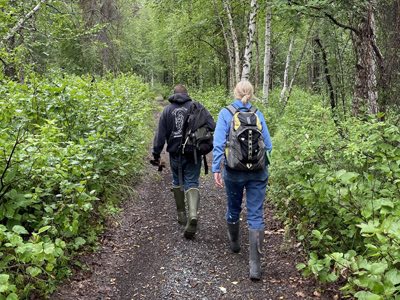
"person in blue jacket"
212,80,272,280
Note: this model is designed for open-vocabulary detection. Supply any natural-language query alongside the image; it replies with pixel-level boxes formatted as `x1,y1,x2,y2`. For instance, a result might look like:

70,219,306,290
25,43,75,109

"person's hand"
214,172,223,188
150,153,161,166
150,158,160,166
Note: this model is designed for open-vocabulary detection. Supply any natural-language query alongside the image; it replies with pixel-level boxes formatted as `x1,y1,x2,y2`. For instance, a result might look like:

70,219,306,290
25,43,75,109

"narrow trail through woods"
52,109,337,300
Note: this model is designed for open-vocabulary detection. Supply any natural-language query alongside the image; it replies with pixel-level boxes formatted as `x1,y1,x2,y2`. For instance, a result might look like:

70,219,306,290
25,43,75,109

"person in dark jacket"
152,84,215,239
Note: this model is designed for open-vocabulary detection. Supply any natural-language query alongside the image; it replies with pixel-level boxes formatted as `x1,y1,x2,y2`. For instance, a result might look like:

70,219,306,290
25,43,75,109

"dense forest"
0,0,399,299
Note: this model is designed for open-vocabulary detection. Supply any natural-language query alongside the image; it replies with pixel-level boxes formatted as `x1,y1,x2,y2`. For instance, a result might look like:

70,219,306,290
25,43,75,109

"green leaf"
43,243,55,255
336,170,359,184
26,266,42,277
12,225,28,235
6,293,18,300
38,226,51,234
370,262,388,275
354,291,382,300
296,263,306,270
385,269,400,285
74,237,86,248
0,274,9,285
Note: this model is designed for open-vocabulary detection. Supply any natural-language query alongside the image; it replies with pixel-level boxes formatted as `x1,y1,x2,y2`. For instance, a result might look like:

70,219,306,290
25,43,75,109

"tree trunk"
214,0,234,91
223,0,240,84
254,33,260,90
315,37,336,111
241,0,258,81
352,1,379,116
280,35,294,103
309,37,321,92
286,23,314,105
262,3,272,103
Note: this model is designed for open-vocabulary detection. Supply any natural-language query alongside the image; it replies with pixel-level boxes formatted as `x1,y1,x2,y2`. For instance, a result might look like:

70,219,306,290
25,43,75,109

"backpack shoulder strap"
226,104,237,115
249,105,258,113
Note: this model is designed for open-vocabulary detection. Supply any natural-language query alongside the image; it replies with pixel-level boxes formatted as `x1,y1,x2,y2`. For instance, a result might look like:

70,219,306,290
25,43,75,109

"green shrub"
191,86,230,118
0,72,154,298
270,89,400,299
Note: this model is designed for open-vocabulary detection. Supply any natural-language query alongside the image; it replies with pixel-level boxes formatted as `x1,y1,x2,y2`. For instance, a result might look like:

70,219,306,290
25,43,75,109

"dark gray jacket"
152,93,194,157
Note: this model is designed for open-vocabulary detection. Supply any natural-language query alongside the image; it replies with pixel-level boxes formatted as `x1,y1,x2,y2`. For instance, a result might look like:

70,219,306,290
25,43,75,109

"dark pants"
223,167,268,230
169,155,202,191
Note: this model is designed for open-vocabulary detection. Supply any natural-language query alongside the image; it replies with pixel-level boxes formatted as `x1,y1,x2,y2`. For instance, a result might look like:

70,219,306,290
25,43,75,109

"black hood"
168,93,192,104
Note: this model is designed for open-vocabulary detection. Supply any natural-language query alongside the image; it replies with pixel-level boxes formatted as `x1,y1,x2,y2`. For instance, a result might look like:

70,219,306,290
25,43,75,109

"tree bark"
262,2,272,103
241,0,258,81
280,35,294,103
286,23,314,105
213,0,234,91
352,0,379,116
223,0,240,84
315,37,336,111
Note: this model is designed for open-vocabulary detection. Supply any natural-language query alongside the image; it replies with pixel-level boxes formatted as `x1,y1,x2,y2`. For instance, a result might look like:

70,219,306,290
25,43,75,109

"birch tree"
223,0,241,83
280,35,294,103
262,3,272,103
213,0,235,91
241,0,258,81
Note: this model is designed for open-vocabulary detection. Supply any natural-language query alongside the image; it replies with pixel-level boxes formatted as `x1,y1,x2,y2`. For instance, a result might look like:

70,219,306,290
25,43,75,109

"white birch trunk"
262,3,272,103
223,0,241,84
214,0,234,91
241,0,258,81
3,0,47,43
287,23,314,101
280,35,294,103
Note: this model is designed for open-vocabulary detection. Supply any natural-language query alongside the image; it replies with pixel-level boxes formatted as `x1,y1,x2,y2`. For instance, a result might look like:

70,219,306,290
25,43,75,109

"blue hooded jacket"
212,100,272,173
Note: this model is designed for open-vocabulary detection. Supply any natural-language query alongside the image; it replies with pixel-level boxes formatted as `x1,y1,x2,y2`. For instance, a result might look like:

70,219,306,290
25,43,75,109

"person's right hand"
214,172,223,188
150,158,160,166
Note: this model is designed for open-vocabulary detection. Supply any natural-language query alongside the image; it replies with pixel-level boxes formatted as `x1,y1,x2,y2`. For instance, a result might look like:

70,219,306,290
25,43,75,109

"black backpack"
225,104,266,171
180,101,215,171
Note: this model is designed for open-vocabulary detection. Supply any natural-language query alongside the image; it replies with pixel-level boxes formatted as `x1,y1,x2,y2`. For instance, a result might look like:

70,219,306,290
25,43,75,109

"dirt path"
52,138,338,300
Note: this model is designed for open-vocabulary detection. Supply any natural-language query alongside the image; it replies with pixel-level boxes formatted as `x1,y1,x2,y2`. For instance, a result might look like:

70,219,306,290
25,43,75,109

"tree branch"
323,12,359,35
2,0,47,44
0,127,23,200
291,1,359,34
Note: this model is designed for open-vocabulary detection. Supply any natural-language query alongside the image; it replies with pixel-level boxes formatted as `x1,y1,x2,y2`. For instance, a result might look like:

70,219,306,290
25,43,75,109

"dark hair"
174,84,188,94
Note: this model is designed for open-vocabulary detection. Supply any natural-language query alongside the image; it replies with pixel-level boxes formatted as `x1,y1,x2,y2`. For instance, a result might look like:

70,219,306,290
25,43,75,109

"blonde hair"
234,80,254,104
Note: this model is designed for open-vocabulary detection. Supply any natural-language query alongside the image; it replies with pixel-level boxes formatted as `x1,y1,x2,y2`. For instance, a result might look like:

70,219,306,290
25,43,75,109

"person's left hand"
214,172,223,188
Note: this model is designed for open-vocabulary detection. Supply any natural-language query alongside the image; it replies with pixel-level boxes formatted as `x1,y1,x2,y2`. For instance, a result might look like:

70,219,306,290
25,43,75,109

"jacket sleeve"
206,110,216,131
152,109,168,157
257,111,272,152
212,109,230,173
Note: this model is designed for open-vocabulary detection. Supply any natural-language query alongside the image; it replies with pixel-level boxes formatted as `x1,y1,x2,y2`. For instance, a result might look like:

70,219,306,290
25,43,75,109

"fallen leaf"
313,291,321,297
295,291,305,298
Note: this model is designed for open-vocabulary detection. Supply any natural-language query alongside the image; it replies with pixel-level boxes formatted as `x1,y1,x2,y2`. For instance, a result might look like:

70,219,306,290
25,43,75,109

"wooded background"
0,1,399,299
1,0,399,116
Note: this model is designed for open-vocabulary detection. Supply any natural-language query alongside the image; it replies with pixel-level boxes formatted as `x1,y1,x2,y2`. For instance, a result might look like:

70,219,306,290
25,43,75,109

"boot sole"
230,245,241,253
250,275,261,281
184,219,198,239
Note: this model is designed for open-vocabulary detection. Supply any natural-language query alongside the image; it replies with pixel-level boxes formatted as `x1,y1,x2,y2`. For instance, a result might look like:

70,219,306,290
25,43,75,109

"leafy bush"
269,89,400,299
191,86,230,118
0,72,154,298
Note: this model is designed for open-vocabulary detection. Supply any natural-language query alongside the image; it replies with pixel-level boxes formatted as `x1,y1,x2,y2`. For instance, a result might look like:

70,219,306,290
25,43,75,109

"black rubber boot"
184,188,199,239
172,187,187,225
227,222,240,253
249,229,264,281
